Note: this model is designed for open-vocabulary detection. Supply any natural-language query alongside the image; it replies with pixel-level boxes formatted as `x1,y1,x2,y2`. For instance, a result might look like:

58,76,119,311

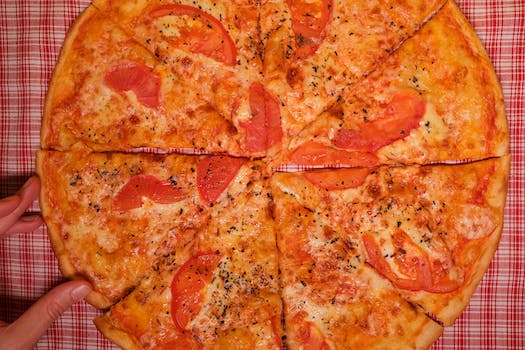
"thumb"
1,280,92,350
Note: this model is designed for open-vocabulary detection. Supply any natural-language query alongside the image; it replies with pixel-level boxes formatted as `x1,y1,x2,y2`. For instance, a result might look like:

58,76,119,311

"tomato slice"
333,91,426,151
148,4,237,66
197,155,246,204
241,83,283,152
171,253,223,330
289,141,378,167
104,61,160,108
363,229,462,293
287,0,333,59
112,175,185,211
290,312,329,350
303,168,371,191
363,232,428,291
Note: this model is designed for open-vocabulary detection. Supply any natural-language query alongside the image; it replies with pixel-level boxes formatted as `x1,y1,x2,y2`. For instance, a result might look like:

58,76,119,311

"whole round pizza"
37,0,510,348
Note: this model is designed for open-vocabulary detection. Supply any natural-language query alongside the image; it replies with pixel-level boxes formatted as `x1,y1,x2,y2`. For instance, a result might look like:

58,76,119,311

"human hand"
0,176,43,235
0,176,92,350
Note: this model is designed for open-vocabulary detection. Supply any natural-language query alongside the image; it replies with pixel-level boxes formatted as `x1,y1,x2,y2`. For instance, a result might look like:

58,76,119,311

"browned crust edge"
41,5,98,150
416,321,445,350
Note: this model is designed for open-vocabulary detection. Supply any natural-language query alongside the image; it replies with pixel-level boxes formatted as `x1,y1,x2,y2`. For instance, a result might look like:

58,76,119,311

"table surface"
0,0,523,349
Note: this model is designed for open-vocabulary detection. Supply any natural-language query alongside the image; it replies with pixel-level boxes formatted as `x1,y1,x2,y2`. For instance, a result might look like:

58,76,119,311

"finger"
4,215,44,236
0,281,92,350
0,177,41,236
0,195,22,217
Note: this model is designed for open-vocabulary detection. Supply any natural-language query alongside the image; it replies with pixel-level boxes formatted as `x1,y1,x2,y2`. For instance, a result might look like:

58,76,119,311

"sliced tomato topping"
303,168,371,191
171,253,223,330
333,91,426,151
289,141,378,167
197,155,246,204
363,229,462,293
112,175,185,211
148,4,237,66
104,61,160,108
287,0,333,59
290,312,329,350
240,83,283,152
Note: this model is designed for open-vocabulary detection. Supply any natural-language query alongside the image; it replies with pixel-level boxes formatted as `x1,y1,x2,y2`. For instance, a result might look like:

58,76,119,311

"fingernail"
71,284,92,300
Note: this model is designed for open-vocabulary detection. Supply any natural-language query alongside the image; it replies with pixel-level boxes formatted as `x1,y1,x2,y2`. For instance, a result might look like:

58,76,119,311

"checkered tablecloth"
0,1,523,349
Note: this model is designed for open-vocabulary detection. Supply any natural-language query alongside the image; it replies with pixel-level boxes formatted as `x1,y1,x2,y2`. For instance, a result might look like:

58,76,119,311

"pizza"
37,0,509,349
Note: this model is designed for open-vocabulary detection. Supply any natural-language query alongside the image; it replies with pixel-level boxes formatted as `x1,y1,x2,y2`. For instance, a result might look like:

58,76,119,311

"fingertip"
3,280,93,349
4,215,44,235
18,176,40,200
20,175,40,191
0,195,21,218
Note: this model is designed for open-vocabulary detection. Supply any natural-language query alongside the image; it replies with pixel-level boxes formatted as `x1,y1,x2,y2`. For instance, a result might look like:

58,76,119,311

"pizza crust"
415,322,445,350
41,5,95,150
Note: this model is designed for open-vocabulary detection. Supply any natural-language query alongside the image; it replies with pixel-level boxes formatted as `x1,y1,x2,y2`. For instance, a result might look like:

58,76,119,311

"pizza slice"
260,0,446,140
354,157,509,326
282,1,508,168
94,248,201,350
94,161,283,349
272,155,509,327
93,0,284,156
272,176,444,349
42,4,266,155
36,150,247,308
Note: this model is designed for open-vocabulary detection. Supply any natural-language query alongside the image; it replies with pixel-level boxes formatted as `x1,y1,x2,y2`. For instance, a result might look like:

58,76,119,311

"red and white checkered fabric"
0,1,523,348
